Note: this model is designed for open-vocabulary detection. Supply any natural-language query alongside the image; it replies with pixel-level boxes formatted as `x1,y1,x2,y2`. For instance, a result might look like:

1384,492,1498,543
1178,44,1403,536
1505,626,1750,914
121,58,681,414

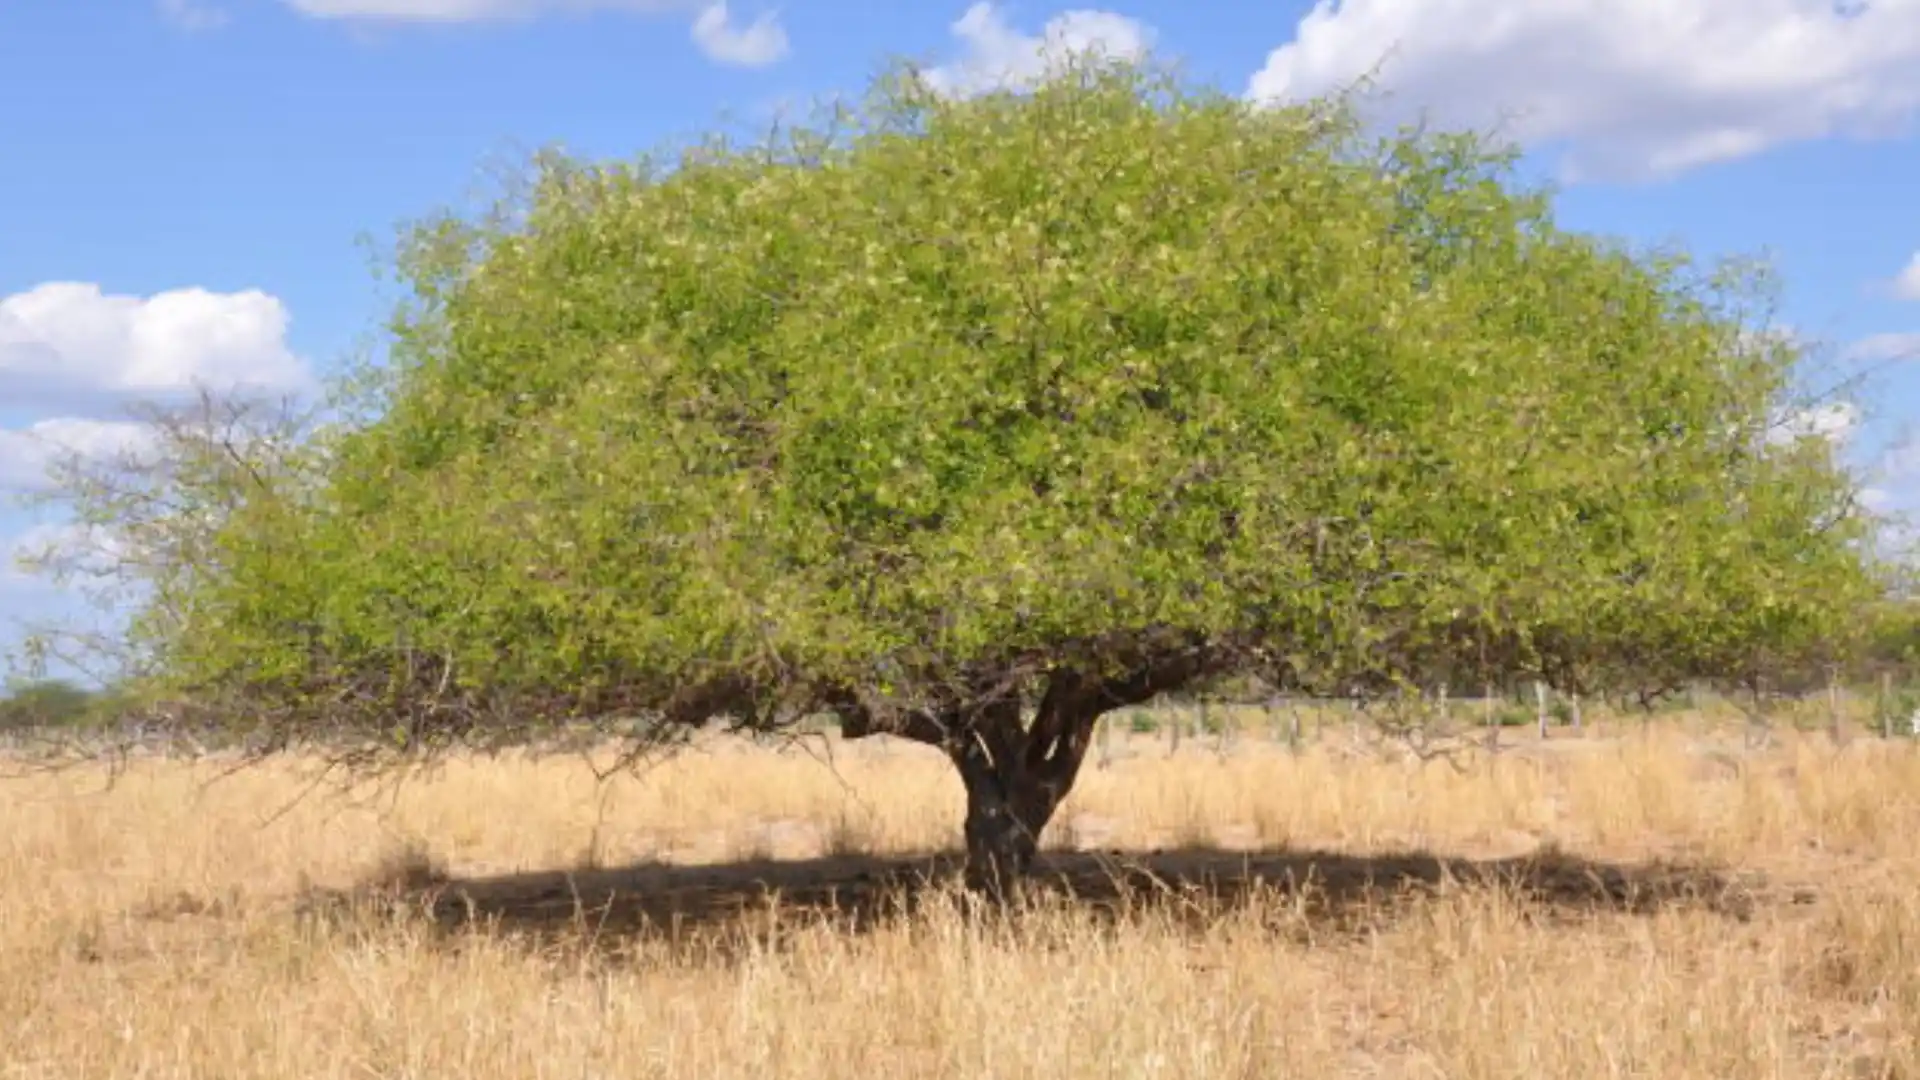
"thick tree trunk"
826,638,1221,900
952,735,1065,897
945,677,1109,899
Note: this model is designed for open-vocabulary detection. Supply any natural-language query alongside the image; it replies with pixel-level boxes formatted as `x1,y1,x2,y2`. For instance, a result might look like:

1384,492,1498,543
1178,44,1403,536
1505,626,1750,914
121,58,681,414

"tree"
22,60,1882,892
0,679,97,732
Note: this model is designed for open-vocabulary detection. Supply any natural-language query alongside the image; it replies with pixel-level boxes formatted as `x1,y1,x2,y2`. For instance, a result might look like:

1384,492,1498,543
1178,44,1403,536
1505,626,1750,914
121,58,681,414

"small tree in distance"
0,679,98,732
18,59,1883,892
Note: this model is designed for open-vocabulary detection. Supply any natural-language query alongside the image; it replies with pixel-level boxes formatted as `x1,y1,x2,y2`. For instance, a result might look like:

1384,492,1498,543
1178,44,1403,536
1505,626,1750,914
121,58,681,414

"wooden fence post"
1484,683,1497,751
1827,670,1843,743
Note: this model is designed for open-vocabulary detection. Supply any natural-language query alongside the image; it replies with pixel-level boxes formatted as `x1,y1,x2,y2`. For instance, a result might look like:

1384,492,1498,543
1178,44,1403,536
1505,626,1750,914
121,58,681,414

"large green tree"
38,62,1881,888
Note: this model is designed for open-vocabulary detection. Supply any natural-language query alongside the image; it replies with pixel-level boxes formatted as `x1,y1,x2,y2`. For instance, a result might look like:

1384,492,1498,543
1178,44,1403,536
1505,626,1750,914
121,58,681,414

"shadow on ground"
295,844,1808,950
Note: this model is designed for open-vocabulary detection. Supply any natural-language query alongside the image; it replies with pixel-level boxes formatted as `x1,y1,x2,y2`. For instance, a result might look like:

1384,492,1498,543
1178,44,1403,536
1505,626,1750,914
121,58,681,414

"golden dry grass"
3,717,1918,1078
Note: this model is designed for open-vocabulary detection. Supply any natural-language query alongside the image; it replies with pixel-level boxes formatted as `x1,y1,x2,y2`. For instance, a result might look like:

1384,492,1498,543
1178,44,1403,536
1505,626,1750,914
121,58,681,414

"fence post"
1827,670,1843,743
1484,683,1497,751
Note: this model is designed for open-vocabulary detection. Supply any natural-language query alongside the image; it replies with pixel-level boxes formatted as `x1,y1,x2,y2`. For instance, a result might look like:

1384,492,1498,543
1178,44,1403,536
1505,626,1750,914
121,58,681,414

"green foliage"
0,679,100,731
1878,685,1920,738
46,58,1882,746
1857,600,1920,678
1490,705,1535,729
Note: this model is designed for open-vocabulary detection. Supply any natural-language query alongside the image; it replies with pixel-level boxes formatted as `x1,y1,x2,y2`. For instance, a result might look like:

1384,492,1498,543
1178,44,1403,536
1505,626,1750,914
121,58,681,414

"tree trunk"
954,738,1062,896
827,641,1220,899
946,677,1109,899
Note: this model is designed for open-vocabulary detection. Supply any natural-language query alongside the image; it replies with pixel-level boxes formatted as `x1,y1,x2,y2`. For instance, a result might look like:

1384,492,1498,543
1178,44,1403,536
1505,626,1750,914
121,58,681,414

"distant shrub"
0,679,99,731
1490,706,1534,729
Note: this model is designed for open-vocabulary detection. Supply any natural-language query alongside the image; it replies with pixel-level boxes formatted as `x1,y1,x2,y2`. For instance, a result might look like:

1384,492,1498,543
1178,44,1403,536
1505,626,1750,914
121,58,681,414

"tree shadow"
296,843,1802,954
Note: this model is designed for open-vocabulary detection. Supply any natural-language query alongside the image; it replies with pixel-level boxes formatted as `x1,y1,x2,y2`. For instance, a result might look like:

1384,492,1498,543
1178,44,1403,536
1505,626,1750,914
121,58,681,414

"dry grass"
3,717,1919,1078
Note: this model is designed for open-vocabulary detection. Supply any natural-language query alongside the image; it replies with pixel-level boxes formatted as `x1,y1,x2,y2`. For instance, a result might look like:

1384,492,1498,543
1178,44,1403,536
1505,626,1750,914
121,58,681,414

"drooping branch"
1022,642,1222,779
819,682,957,747
819,629,1223,763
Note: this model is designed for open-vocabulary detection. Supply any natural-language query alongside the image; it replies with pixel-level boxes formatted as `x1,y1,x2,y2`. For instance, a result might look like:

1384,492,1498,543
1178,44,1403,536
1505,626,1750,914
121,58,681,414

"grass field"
3,712,1918,1078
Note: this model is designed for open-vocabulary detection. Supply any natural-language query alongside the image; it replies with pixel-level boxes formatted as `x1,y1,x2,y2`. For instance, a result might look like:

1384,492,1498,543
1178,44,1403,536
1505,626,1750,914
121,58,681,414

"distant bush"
1875,684,1920,738
1490,705,1535,729
0,679,99,731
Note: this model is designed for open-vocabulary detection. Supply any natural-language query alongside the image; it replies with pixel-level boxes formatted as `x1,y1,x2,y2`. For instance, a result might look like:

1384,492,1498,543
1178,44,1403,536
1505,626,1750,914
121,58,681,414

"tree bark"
947,658,1212,897
828,638,1221,898
951,734,1062,896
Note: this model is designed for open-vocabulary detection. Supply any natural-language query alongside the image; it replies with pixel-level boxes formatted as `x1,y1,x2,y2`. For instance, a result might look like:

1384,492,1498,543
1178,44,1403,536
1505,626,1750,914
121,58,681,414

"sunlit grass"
2,717,1916,1078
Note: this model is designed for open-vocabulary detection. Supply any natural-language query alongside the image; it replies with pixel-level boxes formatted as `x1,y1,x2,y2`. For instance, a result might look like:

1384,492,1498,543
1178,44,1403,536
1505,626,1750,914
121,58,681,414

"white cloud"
1872,443,1920,542
690,2,787,67
159,0,229,29
5,523,90,583
0,531,32,586
1885,437,1920,478
1847,333,1920,363
281,0,684,19
1246,0,1920,181
0,282,311,404
1,521,137,603
1892,252,1920,301
1768,401,1859,449
923,3,1155,99
0,419,159,494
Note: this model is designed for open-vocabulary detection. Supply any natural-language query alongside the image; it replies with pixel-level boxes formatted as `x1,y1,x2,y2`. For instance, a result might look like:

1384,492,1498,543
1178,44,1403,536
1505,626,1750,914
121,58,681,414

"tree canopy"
28,60,1883,885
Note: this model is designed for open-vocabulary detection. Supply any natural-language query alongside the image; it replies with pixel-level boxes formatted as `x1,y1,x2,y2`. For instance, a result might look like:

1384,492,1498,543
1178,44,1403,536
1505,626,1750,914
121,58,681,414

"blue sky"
4,0,1920,680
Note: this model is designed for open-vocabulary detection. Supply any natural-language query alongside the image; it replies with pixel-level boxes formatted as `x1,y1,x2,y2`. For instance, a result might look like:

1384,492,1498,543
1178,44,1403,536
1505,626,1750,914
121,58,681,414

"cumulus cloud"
0,419,159,494
0,282,310,406
1246,0,1920,181
1892,252,1920,301
1768,401,1860,448
1847,333,1920,363
284,0,781,67
281,0,683,20
159,0,229,29
0,539,42,589
1871,441,1920,530
690,2,787,67
2,523,112,584
923,3,1154,99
